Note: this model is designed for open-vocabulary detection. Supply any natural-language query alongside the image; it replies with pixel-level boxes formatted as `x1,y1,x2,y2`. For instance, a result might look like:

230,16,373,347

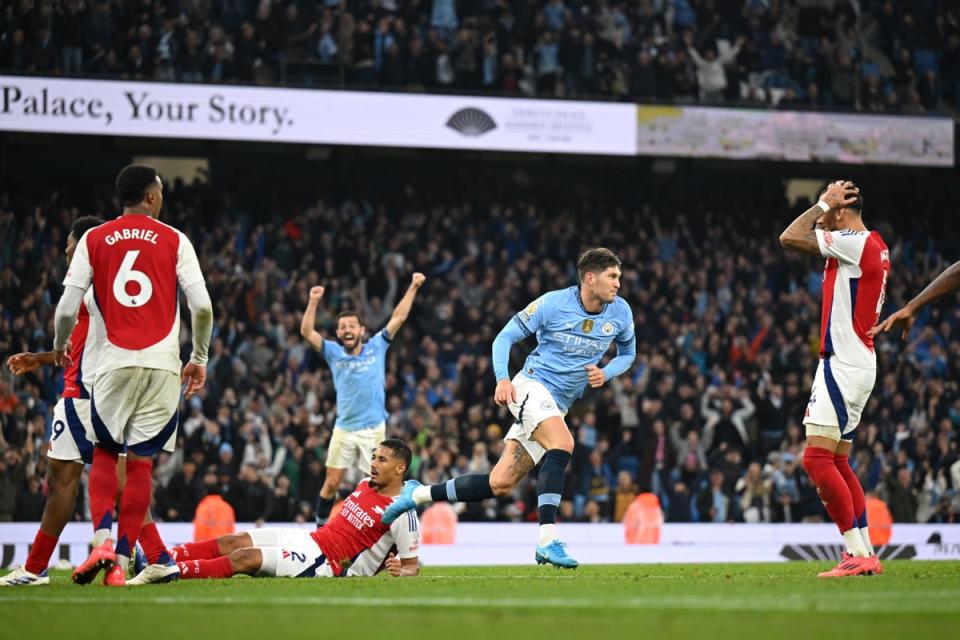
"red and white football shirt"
63,214,204,375
815,228,890,369
61,289,104,399
311,479,420,576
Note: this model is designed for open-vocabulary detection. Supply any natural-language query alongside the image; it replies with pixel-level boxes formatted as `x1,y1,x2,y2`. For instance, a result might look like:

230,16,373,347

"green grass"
2,562,958,640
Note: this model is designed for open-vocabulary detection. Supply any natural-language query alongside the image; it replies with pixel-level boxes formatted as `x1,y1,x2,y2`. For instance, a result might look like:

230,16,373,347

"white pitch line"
1,593,958,614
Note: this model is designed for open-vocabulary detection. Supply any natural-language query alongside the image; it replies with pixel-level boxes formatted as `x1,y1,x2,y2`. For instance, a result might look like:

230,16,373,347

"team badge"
582,319,594,333
601,322,615,335
540,400,555,410
519,299,539,322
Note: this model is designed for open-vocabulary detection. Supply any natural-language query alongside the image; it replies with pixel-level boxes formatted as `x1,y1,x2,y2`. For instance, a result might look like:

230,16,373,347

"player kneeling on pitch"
133,440,420,582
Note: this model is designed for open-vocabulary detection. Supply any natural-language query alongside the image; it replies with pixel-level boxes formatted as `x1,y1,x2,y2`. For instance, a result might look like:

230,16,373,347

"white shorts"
91,367,180,456
505,374,566,464
803,359,876,441
325,423,386,472
247,527,337,578
49,398,95,464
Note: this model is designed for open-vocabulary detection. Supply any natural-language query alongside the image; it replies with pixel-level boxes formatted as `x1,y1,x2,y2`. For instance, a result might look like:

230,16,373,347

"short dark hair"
821,179,863,214
337,310,365,326
115,164,159,207
577,247,622,281
70,215,104,241
379,439,412,468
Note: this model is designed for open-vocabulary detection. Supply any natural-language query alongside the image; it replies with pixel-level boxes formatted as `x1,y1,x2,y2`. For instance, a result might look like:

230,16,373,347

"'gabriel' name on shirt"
103,228,160,245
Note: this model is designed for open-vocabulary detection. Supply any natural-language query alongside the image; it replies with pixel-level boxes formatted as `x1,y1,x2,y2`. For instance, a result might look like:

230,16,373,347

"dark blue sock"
537,449,571,525
430,474,495,502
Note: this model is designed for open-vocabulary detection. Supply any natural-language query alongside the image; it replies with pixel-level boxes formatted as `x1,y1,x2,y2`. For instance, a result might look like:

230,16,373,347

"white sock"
92,529,111,547
859,527,875,556
842,529,869,558
412,485,433,506
116,554,130,572
538,524,558,547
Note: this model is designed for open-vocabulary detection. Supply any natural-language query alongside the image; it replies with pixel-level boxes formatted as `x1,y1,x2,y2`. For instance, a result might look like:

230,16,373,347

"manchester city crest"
601,321,615,335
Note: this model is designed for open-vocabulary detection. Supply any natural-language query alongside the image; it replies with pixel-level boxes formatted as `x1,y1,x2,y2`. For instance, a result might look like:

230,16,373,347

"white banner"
636,105,954,166
0,76,637,156
1,522,957,568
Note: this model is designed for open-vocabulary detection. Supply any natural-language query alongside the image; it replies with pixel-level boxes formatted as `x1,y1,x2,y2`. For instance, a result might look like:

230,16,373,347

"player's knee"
488,473,515,497
229,548,261,575
219,533,249,554
48,461,80,495
555,434,575,453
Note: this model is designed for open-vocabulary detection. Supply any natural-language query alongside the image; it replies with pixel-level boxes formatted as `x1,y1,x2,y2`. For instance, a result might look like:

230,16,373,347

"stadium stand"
1,160,958,525
0,0,958,113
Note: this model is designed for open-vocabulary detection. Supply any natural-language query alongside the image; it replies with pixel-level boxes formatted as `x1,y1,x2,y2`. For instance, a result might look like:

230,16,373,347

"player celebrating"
779,181,889,577
300,272,426,525
52,164,214,586
134,440,420,582
383,248,636,569
871,260,960,339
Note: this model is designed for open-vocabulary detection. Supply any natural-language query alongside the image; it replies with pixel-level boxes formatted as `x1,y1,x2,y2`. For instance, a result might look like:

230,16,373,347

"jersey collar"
573,286,605,316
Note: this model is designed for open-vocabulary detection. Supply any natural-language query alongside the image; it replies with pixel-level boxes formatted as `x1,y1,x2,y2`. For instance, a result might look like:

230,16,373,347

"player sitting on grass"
132,440,420,582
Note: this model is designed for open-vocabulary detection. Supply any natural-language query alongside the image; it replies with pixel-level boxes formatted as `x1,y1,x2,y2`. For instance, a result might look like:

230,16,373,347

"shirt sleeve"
513,293,553,337
370,329,391,352
63,231,93,290
389,510,421,559
320,339,344,363
176,231,205,289
815,229,867,265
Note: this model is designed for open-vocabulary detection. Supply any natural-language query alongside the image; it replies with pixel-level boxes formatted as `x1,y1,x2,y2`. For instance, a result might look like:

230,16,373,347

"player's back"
68,214,187,374
819,229,890,368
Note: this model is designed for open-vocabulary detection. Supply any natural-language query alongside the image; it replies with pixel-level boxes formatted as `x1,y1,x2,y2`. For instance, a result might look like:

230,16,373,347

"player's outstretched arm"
6,351,58,375
871,260,960,340
779,181,859,255
385,273,426,338
300,286,326,351
384,552,419,577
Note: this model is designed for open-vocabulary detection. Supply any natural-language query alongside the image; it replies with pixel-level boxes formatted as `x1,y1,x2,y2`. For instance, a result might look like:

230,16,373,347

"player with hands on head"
780,180,890,577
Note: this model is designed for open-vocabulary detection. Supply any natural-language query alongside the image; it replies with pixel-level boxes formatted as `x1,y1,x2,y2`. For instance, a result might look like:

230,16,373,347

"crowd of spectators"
0,166,958,527
1,1,959,114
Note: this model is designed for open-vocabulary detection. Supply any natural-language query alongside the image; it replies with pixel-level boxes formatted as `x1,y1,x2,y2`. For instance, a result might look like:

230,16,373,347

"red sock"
170,538,222,562
177,556,234,580
89,447,119,533
835,454,867,528
803,446,855,534
139,522,170,564
115,459,153,559
24,530,58,575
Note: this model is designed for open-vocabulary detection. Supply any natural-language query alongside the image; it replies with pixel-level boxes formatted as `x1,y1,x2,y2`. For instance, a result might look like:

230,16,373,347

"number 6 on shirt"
113,250,154,308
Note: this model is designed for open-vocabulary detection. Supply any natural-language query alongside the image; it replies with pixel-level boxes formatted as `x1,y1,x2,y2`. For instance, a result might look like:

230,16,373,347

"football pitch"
2,562,958,640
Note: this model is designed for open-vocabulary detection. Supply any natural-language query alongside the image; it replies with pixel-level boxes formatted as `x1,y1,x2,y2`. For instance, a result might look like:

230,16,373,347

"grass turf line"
1,561,957,640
